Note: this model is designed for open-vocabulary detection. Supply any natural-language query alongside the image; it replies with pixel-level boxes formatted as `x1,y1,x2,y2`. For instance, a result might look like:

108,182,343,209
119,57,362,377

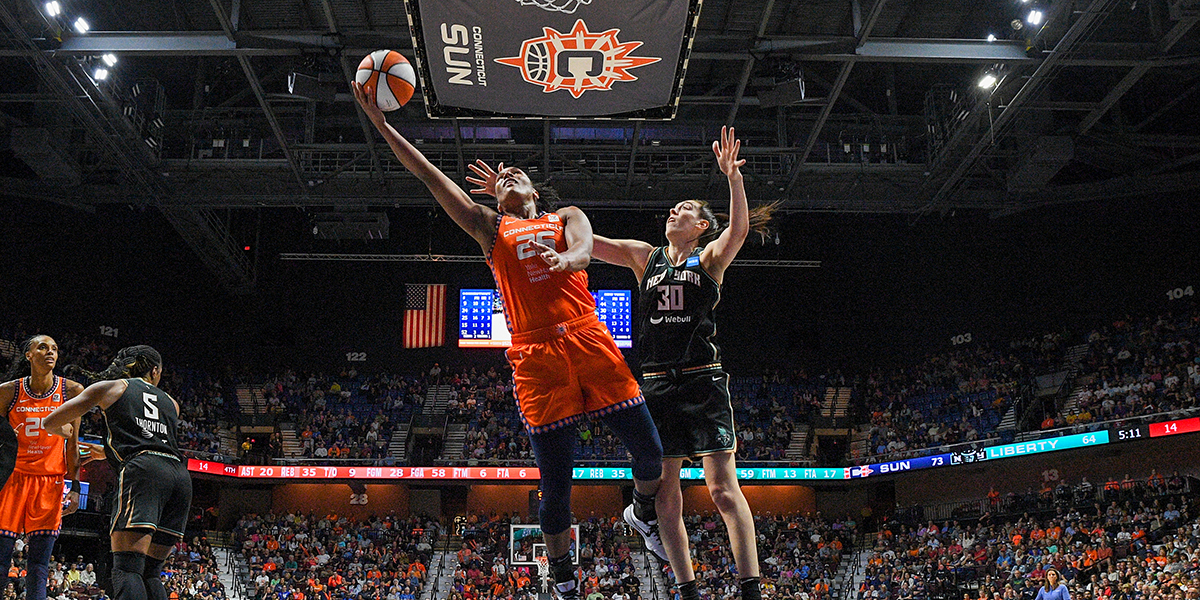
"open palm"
713,125,745,177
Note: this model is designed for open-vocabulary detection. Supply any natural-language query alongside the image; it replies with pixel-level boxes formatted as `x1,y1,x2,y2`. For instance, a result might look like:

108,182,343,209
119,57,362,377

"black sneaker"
623,504,668,562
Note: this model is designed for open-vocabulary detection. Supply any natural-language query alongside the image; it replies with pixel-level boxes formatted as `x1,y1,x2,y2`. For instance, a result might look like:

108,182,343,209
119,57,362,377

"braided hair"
66,345,162,384
2,335,50,383
694,200,781,246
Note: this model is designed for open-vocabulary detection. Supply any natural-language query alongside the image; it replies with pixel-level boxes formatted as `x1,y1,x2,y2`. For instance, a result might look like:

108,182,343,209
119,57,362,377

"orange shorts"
0,471,65,537
507,313,644,434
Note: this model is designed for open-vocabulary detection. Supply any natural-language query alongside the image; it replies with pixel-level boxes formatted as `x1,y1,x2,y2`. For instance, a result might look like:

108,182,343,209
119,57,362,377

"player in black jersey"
44,346,191,600
594,127,776,600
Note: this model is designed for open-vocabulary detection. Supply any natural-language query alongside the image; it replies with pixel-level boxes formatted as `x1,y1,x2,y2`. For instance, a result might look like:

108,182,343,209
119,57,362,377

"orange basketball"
355,50,417,111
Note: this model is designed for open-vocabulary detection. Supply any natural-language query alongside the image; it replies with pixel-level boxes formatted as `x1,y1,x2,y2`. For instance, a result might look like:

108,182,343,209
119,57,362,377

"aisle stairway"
211,546,245,600
389,423,411,463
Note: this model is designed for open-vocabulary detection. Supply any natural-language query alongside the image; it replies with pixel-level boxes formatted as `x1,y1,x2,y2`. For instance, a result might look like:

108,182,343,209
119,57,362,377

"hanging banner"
404,0,702,118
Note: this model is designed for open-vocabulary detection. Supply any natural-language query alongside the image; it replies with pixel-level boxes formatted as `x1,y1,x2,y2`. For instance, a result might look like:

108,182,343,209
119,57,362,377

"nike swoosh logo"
649,316,663,324
713,375,721,382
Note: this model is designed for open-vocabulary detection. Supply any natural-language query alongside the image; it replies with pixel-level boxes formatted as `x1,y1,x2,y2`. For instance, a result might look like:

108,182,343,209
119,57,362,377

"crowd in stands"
235,512,439,600
1046,312,1200,430
3,305,1199,471
449,512,644,600
1,547,103,600
689,511,857,600
161,537,228,600
269,369,423,463
859,343,1030,462
862,472,1198,600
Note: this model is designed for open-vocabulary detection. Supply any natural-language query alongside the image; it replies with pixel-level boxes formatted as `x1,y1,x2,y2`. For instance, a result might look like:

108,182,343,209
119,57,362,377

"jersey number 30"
515,232,557,260
656,285,684,311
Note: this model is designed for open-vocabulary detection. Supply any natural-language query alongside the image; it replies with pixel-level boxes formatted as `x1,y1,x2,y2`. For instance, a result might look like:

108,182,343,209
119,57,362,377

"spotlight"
73,17,89,33
987,33,997,42
101,53,117,67
1027,10,1043,25
44,1,61,16
977,73,998,89
93,67,108,81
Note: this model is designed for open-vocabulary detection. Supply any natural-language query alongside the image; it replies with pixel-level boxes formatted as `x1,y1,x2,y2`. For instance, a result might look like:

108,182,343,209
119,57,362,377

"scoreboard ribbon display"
185,416,1193,482
404,0,703,118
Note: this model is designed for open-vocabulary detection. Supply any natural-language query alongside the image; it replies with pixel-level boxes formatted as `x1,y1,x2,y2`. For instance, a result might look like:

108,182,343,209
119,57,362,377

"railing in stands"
910,475,1193,523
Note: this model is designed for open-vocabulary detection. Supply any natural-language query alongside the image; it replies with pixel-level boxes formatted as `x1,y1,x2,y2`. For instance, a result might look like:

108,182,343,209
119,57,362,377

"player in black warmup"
43,346,191,600
594,127,776,600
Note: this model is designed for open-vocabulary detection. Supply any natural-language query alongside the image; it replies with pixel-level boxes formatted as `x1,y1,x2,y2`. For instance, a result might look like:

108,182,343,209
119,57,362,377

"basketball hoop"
535,555,550,594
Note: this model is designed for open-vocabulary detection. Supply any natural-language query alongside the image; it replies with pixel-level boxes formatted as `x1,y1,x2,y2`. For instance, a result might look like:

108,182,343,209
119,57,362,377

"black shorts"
641,365,735,460
110,452,192,541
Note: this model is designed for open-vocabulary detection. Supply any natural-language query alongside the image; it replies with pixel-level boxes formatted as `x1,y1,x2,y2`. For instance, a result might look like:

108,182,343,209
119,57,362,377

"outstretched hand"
713,125,745,178
351,81,386,127
465,160,504,197
530,240,570,272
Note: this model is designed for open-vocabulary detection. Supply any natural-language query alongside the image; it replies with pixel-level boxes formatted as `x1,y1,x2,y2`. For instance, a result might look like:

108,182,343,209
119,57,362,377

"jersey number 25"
515,232,557,260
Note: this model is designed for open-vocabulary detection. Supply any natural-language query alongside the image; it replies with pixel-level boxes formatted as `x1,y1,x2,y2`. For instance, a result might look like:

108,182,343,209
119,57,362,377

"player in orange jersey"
354,82,663,600
0,335,83,600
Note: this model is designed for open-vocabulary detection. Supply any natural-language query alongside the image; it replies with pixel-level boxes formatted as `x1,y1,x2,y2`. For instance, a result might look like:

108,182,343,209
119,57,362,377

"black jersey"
637,246,722,371
102,378,181,468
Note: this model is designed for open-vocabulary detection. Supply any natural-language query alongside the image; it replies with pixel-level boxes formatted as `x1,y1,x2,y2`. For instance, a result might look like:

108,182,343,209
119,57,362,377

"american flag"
404,284,446,348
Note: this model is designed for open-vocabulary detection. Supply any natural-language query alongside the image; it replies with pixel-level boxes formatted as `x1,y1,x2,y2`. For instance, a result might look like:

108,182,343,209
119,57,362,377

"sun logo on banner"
496,19,660,98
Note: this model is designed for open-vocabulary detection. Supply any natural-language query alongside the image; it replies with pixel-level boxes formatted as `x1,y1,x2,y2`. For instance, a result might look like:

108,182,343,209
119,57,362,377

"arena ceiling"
1,0,1198,291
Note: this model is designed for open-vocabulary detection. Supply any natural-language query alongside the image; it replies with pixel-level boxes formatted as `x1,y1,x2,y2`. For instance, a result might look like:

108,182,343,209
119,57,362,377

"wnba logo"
496,20,660,98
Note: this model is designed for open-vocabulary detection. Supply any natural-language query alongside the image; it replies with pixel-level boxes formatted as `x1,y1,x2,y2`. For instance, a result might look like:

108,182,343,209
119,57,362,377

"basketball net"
535,556,550,594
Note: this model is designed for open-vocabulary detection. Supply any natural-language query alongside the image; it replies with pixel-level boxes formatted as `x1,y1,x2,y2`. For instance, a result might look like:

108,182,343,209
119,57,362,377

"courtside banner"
403,0,703,118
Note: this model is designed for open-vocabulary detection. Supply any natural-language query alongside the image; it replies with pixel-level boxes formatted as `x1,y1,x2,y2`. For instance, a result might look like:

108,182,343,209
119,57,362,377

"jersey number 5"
515,232,557,260
143,392,159,420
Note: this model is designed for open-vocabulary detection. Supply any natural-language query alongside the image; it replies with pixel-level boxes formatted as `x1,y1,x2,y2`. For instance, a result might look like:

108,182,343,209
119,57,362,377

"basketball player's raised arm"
352,82,498,250
701,126,749,277
43,380,127,439
592,236,654,282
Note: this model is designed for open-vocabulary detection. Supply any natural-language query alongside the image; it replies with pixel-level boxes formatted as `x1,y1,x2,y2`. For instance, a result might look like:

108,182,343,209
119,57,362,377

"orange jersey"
8,376,67,476
488,213,595,334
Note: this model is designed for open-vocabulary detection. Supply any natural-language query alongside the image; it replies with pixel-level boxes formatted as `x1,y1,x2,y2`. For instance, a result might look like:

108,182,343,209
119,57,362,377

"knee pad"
538,478,572,536
113,551,146,575
25,534,56,567
143,556,166,580
0,535,15,571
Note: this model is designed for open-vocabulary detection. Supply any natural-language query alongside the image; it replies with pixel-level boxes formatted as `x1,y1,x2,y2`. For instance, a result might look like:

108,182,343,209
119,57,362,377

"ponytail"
66,345,161,384
695,200,781,246
532,183,560,214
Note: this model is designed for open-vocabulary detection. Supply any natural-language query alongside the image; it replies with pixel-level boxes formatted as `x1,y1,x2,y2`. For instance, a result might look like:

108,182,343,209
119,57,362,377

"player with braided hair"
46,345,191,600
0,335,84,600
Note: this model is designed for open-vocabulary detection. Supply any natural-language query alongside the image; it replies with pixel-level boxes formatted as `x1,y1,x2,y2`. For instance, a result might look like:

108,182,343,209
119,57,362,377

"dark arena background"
1,0,1199,599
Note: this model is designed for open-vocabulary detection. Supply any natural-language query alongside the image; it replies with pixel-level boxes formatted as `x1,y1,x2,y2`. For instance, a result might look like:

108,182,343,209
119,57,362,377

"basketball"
355,50,417,112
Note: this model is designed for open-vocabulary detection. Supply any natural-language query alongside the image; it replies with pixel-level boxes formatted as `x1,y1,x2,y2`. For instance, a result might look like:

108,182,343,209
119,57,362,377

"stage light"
987,34,997,42
73,17,89,33
977,73,998,89
93,67,108,81
44,1,61,17
1027,10,1043,25
101,53,117,67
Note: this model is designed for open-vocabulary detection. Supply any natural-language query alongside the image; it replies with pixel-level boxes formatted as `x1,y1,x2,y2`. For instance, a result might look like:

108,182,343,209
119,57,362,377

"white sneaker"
554,577,581,599
623,503,668,562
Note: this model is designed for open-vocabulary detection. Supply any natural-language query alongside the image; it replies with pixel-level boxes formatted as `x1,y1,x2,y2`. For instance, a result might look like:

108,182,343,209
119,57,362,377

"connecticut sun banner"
403,0,702,118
